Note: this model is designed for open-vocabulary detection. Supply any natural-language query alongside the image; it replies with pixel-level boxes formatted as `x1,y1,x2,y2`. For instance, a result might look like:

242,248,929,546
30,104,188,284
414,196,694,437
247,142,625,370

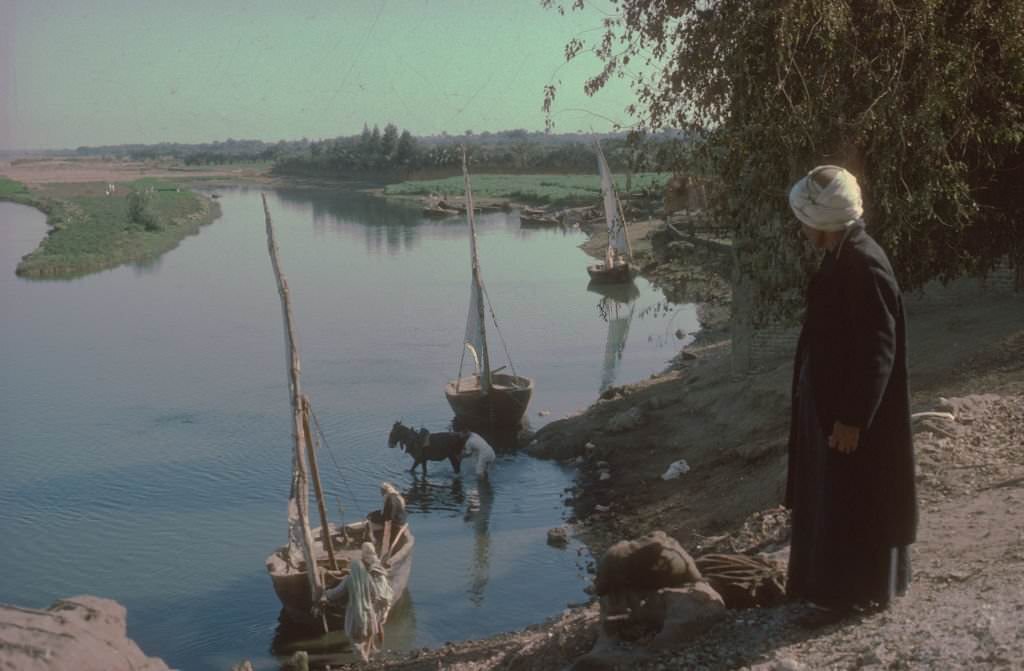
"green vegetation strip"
0,177,221,279
384,172,671,206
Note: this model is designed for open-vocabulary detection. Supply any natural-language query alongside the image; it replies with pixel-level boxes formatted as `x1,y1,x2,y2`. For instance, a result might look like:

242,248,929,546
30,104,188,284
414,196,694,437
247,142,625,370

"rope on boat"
479,281,519,379
308,403,364,513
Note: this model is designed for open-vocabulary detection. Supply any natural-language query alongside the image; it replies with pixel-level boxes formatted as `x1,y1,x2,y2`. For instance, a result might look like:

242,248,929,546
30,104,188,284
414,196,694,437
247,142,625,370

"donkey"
388,421,466,475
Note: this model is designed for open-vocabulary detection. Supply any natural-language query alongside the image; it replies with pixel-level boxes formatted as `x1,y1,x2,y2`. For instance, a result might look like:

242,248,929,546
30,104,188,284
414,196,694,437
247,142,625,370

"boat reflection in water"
587,280,640,393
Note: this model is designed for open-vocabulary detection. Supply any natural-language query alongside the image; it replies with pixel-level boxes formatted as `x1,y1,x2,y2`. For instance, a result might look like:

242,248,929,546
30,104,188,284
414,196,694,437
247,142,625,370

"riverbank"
326,221,1023,669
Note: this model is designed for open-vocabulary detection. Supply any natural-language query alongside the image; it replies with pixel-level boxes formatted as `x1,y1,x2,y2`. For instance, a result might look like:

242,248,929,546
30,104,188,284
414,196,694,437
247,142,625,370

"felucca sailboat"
445,151,534,428
259,194,414,629
587,139,639,284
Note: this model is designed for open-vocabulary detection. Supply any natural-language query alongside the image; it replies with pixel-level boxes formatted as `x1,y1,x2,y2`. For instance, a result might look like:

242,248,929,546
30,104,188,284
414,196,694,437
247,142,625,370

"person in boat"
378,481,407,560
785,165,916,627
460,431,496,480
319,542,395,661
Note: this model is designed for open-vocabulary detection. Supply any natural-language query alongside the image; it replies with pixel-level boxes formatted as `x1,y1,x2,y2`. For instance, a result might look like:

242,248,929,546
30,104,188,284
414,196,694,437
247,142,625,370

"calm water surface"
0,188,698,670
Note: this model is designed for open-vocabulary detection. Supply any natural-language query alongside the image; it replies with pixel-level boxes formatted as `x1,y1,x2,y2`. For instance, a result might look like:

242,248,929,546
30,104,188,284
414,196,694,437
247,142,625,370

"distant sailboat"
587,140,639,284
445,150,534,428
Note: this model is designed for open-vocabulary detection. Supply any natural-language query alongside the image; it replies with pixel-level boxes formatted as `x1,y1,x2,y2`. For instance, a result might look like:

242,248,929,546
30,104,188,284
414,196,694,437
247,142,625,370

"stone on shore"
0,596,171,671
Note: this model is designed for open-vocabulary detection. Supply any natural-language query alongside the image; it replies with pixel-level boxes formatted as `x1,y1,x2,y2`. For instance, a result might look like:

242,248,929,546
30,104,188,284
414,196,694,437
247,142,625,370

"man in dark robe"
785,165,918,624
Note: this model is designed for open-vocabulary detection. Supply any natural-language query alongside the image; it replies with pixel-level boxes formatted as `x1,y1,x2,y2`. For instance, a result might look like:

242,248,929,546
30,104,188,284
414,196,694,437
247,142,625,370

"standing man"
785,165,917,624
461,431,496,480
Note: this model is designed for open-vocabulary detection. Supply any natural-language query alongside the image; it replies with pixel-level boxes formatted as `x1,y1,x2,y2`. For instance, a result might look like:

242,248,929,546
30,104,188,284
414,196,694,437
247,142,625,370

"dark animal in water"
388,421,466,475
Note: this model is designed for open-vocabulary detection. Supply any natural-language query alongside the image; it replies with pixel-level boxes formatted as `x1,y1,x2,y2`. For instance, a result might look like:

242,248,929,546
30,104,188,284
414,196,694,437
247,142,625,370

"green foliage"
385,172,671,206
15,180,219,279
545,0,1024,318
0,177,35,206
127,190,160,231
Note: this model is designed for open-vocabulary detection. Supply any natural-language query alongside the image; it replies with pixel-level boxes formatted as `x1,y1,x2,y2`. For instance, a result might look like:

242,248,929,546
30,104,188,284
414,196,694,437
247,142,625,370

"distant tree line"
271,124,688,179
70,127,690,179
73,138,306,164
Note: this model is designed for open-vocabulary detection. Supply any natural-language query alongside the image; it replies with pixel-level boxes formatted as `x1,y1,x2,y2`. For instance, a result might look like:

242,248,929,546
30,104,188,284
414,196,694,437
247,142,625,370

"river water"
0,186,698,670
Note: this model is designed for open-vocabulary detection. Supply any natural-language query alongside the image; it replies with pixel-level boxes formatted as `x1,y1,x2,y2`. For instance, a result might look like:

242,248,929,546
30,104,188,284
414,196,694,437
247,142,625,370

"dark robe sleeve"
784,327,807,509
836,255,897,430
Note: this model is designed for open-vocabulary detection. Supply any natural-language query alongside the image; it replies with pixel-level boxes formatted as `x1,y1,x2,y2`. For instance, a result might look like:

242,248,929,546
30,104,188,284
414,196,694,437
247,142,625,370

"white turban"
788,165,863,232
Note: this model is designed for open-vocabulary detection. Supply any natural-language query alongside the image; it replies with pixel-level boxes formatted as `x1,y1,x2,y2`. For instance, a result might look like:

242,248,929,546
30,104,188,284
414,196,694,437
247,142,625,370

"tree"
543,0,1024,314
395,130,416,166
381,123,399,162
127,190,160,232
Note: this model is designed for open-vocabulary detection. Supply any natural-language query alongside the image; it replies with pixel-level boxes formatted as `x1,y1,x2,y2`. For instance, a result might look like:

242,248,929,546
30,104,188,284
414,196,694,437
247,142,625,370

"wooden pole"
262,193,323,602
302,395,339,570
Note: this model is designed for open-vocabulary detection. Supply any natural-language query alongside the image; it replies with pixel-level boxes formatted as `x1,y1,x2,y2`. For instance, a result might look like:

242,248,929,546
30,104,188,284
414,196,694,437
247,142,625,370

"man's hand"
829,421,861,454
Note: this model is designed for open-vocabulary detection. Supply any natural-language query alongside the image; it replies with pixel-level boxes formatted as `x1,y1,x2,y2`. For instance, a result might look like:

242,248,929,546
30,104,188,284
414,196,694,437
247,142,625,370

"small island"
1,174,221,279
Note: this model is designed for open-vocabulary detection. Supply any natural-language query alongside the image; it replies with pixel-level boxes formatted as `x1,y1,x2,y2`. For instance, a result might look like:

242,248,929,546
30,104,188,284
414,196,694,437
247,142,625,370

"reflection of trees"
274,187,424,255
464,480,494,607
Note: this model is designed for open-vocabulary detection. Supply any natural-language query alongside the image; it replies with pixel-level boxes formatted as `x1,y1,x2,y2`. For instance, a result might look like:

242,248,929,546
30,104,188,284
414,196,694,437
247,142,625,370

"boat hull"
587,262,638,284
519,215,561,228
445,373,533,428
267,519,414,627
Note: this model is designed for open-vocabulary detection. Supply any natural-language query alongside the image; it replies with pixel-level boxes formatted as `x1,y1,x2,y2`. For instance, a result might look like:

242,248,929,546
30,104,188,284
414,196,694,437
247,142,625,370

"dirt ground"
328,223,1024,670
0,157,272,185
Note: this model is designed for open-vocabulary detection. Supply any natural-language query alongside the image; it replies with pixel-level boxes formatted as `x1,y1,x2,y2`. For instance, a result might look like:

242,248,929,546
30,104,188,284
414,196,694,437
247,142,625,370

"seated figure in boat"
319,542,394,662
377,481,407,559
460,431,496,480
605,247,627,269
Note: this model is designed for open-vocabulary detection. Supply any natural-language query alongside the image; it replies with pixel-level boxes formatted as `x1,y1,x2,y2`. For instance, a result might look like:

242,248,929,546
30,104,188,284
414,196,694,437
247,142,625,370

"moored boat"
586,140,639,284
259,194,413,634
446,151,534,428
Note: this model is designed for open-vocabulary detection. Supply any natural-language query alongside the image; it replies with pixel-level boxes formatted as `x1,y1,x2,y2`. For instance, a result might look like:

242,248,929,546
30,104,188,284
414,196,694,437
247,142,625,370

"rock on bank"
0,596,170,671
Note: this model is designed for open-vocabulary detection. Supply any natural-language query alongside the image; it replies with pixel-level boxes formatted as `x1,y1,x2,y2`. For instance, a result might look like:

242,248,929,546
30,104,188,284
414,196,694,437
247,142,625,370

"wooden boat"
259,194,413,630
519,207,562,228
446,151,534,428
586,140,640,284
421,198,462,218
266,518,414,625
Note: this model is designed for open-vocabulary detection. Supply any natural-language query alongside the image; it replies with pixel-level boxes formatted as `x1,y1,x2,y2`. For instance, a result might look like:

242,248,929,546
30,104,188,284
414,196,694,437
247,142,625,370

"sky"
0,0,645,150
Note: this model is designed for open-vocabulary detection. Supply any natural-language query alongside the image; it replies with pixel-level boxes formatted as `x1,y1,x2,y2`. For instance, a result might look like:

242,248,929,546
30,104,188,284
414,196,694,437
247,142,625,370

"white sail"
595,141,630,261
462,278,485,372
456,150,492,393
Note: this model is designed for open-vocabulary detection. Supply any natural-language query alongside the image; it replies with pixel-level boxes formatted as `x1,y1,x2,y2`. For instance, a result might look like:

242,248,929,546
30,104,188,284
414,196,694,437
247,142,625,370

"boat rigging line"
308,402,364,513
479,281,520,379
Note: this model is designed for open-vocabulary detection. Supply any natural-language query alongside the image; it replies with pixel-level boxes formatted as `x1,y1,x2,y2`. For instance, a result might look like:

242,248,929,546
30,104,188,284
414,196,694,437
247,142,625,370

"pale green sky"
0,0,645,150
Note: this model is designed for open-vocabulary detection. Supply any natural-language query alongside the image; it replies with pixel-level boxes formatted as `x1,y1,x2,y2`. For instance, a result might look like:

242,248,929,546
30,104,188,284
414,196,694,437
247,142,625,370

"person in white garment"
460,431,496,480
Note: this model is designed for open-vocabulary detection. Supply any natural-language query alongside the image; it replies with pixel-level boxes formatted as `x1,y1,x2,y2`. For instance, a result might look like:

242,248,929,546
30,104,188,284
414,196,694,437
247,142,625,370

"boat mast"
461,149,491,394
262,194,325,601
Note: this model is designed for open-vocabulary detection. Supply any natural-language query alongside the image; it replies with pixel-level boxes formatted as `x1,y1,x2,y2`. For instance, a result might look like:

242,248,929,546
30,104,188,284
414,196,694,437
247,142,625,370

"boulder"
598,583,726,645
0,596,171,671
594,531,702,596
548,526,571,547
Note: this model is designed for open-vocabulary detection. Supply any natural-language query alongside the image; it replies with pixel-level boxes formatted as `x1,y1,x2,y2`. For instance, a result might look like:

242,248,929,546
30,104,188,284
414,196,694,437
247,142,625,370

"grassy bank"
0,177,220,279
0,176,36,206
383,172,671,206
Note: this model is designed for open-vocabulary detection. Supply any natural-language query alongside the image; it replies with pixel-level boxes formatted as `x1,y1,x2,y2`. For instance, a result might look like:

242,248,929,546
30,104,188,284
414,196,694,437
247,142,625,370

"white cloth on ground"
463,432,496,478
788,165,864,232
